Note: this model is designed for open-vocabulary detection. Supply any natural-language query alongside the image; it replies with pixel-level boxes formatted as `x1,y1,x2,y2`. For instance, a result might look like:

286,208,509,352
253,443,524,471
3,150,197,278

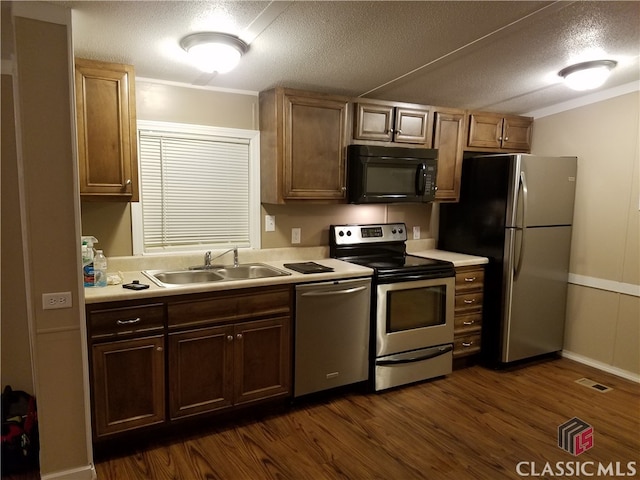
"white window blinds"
138,129,252,251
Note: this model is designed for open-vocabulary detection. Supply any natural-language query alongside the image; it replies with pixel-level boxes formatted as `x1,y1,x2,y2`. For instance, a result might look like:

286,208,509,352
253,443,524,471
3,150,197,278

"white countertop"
84,258,373,304
411,249,488,267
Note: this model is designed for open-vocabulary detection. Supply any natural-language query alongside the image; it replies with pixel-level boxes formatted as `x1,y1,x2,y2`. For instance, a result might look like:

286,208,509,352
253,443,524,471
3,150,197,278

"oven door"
376,277,455,357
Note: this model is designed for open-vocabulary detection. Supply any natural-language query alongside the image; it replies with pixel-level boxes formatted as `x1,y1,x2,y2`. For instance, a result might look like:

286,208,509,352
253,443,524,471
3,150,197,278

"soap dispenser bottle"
81,236,98,287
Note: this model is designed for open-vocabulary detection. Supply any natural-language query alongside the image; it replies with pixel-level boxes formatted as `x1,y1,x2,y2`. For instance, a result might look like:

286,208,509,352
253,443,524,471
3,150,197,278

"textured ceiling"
46,1,640,114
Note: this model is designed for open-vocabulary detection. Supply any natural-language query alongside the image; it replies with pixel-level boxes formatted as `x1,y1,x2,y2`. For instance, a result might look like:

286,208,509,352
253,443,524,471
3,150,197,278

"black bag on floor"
1,385,39,475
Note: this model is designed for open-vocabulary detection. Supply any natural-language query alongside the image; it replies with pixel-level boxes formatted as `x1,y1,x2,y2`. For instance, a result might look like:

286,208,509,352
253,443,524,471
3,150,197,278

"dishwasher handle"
300,285,368,297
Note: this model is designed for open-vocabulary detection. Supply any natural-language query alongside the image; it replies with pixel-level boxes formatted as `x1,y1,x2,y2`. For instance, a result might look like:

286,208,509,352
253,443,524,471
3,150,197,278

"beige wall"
12,4,93,478
1,72,34,394
531,91,640,376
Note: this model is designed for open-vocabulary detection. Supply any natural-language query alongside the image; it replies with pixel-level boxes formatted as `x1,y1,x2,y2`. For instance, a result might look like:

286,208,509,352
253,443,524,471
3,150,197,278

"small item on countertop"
107,272,123,285
122,280,149,290
81,235,98,287
93,250,108,287
283,262,335,274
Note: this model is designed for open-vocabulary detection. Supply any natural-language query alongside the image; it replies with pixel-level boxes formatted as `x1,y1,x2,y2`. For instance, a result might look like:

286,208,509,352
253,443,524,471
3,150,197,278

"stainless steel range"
330,223,455,391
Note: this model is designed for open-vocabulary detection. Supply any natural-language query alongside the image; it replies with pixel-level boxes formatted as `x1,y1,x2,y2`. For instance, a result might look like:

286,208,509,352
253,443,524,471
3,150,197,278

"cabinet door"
91,335,165,438
75,58,138,201
394,107,431,144
168,325,234,419
233,317,291,405
353,103,394,142
467,113,503,149
433,109,465,202
283,93,348,200
502,116,533,151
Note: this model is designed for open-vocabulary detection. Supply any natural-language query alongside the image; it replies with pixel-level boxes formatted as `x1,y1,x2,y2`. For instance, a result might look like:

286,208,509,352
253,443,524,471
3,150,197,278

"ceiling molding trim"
135,76,258,97
525,81,640,119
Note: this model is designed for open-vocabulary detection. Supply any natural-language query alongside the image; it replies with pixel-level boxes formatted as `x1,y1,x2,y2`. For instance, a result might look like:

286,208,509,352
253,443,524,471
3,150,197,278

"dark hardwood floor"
6,358,639,479
95,358,638,480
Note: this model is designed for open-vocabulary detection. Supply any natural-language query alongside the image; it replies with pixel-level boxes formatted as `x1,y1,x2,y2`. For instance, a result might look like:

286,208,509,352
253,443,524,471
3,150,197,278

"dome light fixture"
180,32,248,74
558,59,617,91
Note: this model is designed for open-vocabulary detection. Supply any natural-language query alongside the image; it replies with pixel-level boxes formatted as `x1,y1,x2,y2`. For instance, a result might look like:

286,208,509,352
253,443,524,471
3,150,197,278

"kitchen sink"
143,263,290,287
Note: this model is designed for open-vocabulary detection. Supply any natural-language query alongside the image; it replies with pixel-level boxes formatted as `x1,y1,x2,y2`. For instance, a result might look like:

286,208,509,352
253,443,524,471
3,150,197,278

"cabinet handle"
236,333,243,340
498,136,503,141
504,137,509,141
116,317,141,325
463,299,475,304
227,335,233,342
156,346,163,352
462,341,474,347
463,319,475,325
125,179,132,185
464,277,477,282
397,129,402,134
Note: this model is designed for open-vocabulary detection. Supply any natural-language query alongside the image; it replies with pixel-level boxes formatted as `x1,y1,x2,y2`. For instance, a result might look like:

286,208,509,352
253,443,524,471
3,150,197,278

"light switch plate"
265,215,275,232
291,227,301,244
413,226,421,240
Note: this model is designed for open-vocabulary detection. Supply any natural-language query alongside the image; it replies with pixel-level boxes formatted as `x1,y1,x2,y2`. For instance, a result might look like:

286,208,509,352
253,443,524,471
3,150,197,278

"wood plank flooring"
93,358,639,480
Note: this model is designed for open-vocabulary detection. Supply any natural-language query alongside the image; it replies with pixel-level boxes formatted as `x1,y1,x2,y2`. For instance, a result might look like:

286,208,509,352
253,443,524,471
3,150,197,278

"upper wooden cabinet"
353,100,432,145
467,112,533,152
259,87,350,203
75,58,138,201
432,107,466,202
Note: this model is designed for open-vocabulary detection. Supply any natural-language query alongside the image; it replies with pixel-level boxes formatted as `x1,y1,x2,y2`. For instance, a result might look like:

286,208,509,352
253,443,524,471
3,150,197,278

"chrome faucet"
204,247,239,268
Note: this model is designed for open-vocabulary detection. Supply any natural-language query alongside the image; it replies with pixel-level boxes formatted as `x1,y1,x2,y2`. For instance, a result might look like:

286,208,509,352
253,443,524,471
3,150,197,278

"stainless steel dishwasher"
294,277,371,397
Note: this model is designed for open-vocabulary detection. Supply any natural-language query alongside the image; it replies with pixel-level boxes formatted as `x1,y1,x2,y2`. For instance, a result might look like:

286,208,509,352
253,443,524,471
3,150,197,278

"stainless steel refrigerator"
439,154,577,366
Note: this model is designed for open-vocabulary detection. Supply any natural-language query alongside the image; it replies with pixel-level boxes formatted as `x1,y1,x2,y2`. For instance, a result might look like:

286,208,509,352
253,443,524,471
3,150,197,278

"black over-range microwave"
347,144,439,204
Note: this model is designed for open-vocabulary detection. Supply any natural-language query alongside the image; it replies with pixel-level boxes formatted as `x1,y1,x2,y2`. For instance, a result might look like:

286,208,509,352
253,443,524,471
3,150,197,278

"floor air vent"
575,377,613,392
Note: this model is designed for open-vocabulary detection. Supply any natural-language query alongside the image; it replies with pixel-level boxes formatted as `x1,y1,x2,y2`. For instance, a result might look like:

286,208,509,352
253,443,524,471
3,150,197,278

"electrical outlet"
42,291,73,310
291,227,301,244
413,226,421,240
265,215,276,232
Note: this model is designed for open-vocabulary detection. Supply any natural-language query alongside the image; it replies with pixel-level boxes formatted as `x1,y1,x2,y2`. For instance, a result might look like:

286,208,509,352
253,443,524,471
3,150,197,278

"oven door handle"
376,344,453,366
300,286,368,297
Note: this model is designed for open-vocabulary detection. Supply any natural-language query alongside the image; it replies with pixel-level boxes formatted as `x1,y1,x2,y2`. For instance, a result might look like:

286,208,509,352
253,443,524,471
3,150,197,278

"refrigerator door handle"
514,171,528,280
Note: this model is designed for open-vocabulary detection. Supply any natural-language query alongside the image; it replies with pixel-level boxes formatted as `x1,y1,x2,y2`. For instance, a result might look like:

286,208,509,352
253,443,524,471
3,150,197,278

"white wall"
529,86,640,380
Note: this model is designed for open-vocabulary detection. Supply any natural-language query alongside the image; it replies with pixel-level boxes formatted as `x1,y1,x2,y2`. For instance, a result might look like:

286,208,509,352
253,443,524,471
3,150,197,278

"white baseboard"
41,464,96,480
561,350,640,383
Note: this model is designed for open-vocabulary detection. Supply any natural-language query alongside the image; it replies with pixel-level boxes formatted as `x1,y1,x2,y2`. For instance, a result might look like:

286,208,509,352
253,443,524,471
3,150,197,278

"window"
133,120,260,254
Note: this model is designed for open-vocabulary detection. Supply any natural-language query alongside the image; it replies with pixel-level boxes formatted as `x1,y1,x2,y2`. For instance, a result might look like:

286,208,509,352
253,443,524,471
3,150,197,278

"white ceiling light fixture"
180,32,248,74
558,60,617,91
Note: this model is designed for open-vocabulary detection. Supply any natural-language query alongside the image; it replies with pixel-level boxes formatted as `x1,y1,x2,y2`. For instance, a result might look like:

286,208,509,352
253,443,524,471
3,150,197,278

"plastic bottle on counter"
93,250,108,287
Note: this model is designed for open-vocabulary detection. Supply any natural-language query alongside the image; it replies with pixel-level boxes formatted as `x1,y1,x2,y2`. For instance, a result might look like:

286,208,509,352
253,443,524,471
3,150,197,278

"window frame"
132,119,261,255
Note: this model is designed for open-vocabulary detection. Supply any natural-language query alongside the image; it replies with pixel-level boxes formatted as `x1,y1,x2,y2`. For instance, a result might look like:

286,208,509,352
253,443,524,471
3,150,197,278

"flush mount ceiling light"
558,60,617,91
180,32,248,74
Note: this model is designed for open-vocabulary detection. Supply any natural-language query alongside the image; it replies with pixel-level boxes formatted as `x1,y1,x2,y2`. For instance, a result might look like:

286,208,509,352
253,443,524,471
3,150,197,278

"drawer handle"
116,317,141,326
463,319,475,325
462,341,474,347
464,277,477,282
463,299,476,304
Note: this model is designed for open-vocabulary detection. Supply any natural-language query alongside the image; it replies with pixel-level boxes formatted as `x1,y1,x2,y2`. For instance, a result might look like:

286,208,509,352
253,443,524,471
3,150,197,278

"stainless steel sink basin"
143,263,290,287
145,269,225,286
216,264,290,280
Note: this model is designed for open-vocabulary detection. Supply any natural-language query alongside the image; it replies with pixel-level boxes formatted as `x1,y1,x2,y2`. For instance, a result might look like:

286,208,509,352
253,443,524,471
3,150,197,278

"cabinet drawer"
455,268,484,292
169,286,291,328
89,304,165,339
453,333,481,357
454,292,483,313
454,312,482,333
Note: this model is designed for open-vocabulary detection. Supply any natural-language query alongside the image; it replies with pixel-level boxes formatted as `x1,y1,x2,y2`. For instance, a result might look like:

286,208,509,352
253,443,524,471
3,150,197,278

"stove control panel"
331,223,407,245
